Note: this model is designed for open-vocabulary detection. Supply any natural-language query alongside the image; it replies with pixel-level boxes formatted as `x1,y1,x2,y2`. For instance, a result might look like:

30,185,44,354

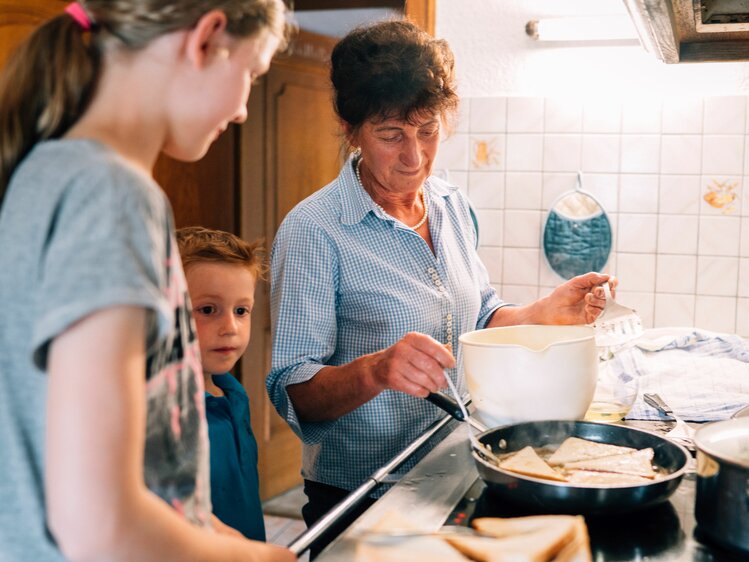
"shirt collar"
339,154,459,226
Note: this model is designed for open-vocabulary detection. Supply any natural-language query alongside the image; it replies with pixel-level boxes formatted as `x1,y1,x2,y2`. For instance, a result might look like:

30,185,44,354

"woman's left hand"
545,272,616,325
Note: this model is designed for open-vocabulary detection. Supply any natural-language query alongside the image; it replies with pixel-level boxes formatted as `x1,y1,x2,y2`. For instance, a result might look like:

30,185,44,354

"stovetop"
444,475,745,562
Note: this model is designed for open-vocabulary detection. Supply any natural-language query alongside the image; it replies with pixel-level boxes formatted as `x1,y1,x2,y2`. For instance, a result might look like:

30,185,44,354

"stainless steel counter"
316,419,473,561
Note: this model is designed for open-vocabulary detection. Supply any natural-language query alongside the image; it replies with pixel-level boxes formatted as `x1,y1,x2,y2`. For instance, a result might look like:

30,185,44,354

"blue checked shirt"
268,156,504,494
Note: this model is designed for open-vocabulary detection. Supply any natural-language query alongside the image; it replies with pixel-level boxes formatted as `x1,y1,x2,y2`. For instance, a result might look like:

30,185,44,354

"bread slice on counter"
551,517,593,562
356,536,471,562
445,515,583,562
562,448,655,479
498,446,567,482
547,437,635,466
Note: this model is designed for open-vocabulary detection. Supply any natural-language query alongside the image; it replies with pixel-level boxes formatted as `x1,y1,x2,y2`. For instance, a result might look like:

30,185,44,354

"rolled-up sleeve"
267,210,340,444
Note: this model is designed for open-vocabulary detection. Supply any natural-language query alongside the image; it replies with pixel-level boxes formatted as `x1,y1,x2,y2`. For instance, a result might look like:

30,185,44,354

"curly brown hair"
330,19,459,137
176,226,267,281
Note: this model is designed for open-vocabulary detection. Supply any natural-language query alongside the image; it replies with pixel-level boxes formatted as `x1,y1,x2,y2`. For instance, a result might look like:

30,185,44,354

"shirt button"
427,267,436,274
446,313,453,321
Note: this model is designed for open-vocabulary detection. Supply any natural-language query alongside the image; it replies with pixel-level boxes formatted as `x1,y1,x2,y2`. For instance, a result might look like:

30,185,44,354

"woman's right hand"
370,332,456,397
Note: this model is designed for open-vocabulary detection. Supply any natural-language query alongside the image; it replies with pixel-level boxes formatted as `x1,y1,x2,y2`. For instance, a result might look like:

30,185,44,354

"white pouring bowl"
459,325,598,427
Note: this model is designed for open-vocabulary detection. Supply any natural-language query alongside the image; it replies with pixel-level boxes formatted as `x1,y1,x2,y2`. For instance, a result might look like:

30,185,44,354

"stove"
444,475,745,562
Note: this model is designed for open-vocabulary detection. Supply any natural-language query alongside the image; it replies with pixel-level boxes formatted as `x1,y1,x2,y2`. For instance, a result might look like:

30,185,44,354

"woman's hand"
545,272,616,325
370,332,456,397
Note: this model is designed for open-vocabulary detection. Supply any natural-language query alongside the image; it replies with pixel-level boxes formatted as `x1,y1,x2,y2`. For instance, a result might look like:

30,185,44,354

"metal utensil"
594,284,643,348
643,393,696,449
352,525,497,544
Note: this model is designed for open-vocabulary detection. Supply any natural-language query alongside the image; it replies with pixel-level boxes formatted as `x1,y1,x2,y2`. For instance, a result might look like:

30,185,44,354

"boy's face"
185,262,256,376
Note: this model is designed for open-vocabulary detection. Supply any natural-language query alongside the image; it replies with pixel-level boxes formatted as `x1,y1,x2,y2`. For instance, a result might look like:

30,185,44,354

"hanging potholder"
542,182,612,280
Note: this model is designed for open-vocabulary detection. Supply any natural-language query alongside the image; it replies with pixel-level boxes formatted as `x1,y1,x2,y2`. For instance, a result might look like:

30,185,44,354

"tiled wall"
433,96,749,337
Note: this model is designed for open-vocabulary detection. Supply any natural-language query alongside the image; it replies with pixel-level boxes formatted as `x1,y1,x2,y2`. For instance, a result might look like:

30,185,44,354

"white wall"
436,0,749,97
433,1,749,336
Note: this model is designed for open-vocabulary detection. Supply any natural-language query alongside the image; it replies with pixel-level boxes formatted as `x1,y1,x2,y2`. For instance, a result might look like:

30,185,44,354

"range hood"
624,0,749,62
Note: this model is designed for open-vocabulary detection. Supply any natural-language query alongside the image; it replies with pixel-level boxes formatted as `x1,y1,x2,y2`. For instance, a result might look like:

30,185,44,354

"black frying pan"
426,393,690,514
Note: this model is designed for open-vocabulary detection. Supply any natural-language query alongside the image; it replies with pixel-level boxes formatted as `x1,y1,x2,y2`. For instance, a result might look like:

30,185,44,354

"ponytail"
0,15,100,205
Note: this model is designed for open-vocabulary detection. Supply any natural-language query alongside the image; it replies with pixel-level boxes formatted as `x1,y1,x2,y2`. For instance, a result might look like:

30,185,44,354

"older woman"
268,20,610,548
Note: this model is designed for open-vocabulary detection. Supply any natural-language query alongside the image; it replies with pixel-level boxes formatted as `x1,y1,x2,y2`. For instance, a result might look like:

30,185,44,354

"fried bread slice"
562,448,655,479
498,446,567,482
547,437,635,466
565,469,653,486
446,515,580,562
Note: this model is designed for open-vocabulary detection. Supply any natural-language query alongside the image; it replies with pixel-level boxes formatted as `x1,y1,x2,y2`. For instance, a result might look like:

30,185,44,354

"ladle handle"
426,392,465,421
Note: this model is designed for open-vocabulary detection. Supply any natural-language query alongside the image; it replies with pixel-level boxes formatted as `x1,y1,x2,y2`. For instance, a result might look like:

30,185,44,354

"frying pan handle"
426,391,465,421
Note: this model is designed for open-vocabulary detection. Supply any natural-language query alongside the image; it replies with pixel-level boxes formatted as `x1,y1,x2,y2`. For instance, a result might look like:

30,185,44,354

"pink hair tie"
65,2,93,31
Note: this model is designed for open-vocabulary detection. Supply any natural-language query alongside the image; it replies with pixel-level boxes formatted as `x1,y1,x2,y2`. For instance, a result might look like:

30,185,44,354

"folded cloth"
608,328,749,422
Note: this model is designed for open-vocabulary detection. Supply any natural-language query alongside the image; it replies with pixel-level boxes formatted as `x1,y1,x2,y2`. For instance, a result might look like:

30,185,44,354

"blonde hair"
0,0,289,204
176,226,266,281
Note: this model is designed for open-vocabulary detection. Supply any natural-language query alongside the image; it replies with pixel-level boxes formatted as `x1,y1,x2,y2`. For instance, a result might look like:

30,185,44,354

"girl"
0,2,293,561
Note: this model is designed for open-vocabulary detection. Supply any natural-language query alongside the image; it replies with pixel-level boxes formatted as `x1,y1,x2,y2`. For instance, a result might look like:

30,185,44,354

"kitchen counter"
315,419,745,561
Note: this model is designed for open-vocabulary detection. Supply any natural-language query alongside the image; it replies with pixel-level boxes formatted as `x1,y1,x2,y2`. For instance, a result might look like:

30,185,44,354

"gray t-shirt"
0,139,211,561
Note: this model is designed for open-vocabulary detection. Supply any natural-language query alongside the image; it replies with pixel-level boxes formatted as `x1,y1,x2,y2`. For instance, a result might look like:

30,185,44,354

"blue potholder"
543,190,612,280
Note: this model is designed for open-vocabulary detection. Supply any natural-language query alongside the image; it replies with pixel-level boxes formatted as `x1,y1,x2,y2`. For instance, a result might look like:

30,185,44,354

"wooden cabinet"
240,30,342,499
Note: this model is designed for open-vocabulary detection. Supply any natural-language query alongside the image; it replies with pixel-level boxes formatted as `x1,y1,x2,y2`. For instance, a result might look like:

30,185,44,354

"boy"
177,226,266,541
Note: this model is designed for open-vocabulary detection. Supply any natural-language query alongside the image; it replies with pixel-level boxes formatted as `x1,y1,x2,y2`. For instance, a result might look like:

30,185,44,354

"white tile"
743,218,749,257
469,135,505,170
662,98,703,134
658,215,699,254
621,98,662,133
445,171,468,197
584,174,619,213
507,97,545,133
501,284,539,305
505,134,543,171
619,174,659,213
582,99,621,133
502,248,540,285
697,256,739,296
656,254,697,294
700,176,741,216
454,98,471,133
612,290,654,328
698,216,741,256
469,97,507,134
695,295,736,333
475,210,503,246
477,246,502,284
740,258,749,298
542,172,577,210
504,210,542,248
468,171,505,210
661,135,702,174
654,293,695,328
539,256,565,286
702,135,744,176
621,135,660,174
435,133,469,170
617,214,657,253
616,253,656,292
704,96,747,135
581,135,620,173
543,134,581,172
505,172,542,210
737,298,749,338
545,98,583,133
659,174,701,214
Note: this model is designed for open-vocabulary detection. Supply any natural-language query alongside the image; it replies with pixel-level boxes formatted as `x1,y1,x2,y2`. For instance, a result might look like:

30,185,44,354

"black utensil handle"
426,391,465,422
644,393,673,416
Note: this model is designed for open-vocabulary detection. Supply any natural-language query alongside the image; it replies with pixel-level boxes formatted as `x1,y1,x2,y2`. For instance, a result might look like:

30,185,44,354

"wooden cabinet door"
240,30,341,500
0,0,65,67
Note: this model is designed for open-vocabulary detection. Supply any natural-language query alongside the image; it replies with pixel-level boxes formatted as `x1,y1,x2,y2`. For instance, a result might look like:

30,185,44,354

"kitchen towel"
611,328,749,422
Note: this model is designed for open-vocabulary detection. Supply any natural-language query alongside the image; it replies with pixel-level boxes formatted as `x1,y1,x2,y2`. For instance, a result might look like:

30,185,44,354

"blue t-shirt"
205,373,265,541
